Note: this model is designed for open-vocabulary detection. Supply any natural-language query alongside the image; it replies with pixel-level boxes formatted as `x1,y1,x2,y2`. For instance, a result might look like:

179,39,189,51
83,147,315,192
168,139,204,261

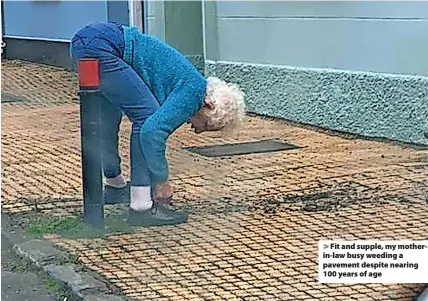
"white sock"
105,174,127,188
130,186,153,211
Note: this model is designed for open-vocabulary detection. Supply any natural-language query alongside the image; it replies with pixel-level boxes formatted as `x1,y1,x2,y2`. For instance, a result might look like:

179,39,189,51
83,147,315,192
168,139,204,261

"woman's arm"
140,81,205,185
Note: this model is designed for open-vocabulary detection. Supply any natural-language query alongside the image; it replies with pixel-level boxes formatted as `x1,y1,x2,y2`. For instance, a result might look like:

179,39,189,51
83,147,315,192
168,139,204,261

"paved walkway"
2,59,427,300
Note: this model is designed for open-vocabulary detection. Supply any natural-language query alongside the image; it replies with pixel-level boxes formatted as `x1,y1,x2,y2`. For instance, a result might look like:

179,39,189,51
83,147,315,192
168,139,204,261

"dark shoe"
128,203,188,227
104,182,130,205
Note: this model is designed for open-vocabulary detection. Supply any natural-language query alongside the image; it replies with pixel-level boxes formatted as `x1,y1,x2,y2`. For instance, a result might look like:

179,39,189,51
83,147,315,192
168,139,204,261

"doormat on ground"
1,93,28,104
184,139,300,157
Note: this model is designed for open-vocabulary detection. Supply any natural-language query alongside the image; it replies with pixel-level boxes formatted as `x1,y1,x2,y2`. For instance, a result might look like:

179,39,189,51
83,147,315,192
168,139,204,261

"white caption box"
318,240,428,283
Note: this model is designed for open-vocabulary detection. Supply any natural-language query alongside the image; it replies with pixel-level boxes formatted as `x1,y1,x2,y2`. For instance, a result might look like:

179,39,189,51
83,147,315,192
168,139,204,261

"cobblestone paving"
2,60,427,300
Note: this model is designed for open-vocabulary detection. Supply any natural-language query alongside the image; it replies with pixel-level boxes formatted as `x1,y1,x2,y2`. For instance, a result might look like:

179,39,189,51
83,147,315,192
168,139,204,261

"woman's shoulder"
122,26,160,42
122,25,140,39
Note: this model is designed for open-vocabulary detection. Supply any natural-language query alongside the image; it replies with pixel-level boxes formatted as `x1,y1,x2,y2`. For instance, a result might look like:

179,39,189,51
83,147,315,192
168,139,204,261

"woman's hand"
154,181,174,203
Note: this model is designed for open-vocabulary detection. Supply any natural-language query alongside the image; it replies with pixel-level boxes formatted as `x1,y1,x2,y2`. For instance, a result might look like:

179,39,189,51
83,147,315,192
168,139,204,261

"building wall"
150,1,204,73
107,1,130,28
2,0,204,70
3,1,109,40
215,1,428,76
146,1,161,37
203,1,428,145
2,0,129,68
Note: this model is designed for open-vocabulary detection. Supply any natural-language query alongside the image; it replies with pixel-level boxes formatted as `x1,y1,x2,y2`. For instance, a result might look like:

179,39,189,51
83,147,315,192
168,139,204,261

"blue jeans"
70,22,158,186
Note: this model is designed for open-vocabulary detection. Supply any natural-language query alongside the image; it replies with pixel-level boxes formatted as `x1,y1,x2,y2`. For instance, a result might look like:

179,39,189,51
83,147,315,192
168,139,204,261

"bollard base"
83,203,105,230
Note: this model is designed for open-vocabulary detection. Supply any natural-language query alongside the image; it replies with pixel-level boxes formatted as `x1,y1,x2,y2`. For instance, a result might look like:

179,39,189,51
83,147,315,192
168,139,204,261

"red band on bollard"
78,58,100,88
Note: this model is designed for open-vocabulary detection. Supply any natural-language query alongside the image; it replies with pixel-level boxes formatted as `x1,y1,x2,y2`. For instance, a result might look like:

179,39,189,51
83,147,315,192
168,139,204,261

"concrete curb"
1,214,129,301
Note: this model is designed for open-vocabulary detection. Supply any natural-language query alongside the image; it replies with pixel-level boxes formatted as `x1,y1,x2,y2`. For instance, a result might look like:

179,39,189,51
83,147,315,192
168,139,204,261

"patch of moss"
27,211,135,239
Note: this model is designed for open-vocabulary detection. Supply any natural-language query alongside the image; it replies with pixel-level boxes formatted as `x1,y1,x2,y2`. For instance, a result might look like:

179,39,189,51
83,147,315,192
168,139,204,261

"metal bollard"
77,58,104,229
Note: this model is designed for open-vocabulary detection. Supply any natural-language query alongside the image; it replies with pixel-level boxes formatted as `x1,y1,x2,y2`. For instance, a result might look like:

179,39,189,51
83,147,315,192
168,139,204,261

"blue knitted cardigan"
122,26,207,185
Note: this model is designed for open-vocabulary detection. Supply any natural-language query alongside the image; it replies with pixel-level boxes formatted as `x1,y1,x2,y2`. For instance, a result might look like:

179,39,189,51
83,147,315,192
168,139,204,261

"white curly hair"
204,76,246,134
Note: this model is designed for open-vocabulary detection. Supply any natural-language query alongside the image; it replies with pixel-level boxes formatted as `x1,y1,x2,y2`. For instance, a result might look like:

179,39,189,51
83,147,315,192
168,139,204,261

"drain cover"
184,139,300,157
1,93,27,104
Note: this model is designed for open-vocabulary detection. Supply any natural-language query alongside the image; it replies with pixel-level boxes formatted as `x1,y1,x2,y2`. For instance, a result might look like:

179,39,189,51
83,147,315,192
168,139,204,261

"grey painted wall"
148,1,203,55
2,0,130,68
148,0,204,72
217,1,428,19
3,1,129,41
107,1,129,26
146,1,164,38
204,1,428,145
202,0,219,61
164,1,203,57
216,1,428,76
3,1,108,40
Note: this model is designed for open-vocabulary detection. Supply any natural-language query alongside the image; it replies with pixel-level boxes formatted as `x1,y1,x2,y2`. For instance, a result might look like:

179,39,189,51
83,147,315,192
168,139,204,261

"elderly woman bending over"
70,22,245,227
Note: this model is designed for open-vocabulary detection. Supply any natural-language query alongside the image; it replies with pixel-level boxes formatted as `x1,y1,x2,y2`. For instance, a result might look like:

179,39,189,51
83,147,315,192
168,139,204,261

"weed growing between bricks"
178,181,420,215
8,180,423,239
3,197,134,239
25,212,136,239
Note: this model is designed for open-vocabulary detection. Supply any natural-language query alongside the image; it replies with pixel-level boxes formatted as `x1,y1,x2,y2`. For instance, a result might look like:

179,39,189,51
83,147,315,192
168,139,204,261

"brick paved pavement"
2,60,428,300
